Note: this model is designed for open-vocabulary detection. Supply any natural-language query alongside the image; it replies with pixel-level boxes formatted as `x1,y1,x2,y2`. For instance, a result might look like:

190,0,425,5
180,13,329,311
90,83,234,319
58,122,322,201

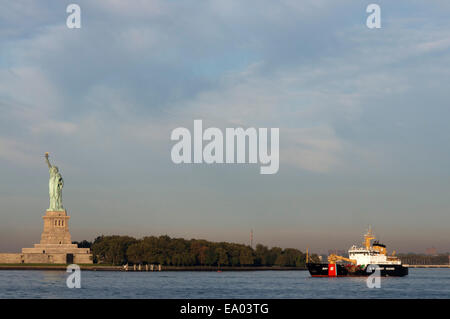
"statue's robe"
48,169,63,210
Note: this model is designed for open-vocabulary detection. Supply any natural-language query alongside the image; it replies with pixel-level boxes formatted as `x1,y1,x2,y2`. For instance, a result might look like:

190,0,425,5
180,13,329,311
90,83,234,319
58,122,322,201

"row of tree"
75,235,319,266
398,253,450,265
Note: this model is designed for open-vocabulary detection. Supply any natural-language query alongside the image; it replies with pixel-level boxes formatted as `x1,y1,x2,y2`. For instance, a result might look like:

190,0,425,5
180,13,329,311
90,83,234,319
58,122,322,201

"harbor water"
0,268,449,299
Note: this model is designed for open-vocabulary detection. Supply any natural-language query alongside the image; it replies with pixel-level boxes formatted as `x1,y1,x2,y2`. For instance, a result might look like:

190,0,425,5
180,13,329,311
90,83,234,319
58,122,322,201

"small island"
0,234,321,271
0,153,318,270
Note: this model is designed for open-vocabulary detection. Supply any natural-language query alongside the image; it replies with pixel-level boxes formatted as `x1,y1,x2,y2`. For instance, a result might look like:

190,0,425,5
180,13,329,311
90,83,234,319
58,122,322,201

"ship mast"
364,225,375,250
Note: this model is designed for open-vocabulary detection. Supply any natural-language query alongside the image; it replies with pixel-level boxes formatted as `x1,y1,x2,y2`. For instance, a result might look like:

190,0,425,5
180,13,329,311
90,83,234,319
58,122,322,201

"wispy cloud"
0,1,449,250
0,137,36,165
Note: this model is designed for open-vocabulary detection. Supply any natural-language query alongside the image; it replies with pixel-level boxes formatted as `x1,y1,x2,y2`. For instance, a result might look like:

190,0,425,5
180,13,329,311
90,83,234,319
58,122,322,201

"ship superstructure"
347,227,401,266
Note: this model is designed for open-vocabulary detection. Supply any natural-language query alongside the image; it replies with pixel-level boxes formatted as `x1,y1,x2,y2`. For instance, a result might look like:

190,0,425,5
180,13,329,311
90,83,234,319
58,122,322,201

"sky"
0,1,449,254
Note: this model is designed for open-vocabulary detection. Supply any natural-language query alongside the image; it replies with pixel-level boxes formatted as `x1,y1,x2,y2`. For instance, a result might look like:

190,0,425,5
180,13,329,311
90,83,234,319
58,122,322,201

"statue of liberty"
45,152,64,211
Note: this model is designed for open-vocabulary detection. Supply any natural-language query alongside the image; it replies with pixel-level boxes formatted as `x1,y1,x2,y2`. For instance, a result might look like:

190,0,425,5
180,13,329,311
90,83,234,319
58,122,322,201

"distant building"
425,247,438,256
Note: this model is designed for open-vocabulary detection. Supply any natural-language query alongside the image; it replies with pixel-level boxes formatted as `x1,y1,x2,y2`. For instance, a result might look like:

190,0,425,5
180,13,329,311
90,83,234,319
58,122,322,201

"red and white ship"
307,227,408,277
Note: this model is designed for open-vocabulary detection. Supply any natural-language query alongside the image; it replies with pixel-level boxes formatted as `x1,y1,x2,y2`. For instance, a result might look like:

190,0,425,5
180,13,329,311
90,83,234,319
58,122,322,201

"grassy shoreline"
0,264,307,271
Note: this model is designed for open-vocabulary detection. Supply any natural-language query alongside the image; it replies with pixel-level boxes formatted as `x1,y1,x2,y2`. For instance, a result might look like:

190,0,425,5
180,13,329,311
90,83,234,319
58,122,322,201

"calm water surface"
0,269,449,298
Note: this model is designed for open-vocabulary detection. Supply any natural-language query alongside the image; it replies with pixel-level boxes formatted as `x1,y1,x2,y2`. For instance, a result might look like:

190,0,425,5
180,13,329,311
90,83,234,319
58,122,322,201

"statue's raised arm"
45,152,52,169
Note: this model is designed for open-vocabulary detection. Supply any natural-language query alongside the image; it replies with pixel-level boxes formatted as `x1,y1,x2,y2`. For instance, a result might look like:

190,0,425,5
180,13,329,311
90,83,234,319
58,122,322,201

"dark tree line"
399,253,450,265
87,235,320,266
72,240,92,248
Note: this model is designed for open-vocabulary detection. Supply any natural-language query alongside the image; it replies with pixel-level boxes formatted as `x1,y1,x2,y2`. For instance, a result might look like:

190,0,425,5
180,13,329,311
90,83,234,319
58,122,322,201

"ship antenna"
364,225,375,249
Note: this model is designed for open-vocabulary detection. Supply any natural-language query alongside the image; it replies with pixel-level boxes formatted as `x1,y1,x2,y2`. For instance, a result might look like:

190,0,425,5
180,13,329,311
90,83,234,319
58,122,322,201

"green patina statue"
45,152,64,211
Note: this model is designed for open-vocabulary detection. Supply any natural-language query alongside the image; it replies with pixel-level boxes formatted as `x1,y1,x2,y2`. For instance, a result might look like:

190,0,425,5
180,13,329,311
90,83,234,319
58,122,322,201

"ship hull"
307,263,408,277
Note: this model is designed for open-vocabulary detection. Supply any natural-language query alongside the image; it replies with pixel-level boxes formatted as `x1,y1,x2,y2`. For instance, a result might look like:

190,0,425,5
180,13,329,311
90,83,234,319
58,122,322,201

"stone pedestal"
18,210,93,264
40,210,72,245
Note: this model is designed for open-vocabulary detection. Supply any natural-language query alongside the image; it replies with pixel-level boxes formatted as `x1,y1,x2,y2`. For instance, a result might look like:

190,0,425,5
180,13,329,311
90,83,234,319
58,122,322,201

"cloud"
0,137,36,165
0,67,63,114
1,0,450,175
0,0,449,252
282,126,343,172
416,37,450,53
30,121,77,135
